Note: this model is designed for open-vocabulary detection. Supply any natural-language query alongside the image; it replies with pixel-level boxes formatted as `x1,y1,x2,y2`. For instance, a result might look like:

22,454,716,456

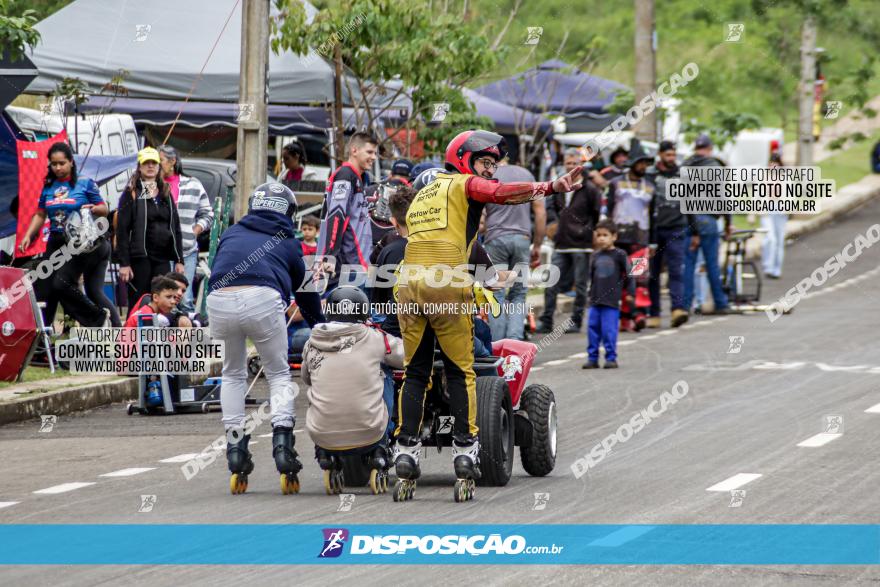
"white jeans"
761,214,788,277
207,287,294,430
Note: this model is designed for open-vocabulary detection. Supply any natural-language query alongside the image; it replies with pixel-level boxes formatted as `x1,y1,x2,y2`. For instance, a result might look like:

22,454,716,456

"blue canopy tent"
75,153,137,187
475,60,629,133
461,88,553,137
79,97,376,134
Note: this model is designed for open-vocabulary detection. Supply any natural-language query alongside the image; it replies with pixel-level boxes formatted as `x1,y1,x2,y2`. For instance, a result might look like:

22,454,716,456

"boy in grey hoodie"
303,286,404,462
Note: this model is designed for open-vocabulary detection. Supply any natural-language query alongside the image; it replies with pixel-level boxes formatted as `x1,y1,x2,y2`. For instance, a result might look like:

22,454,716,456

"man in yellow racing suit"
392,130,584,486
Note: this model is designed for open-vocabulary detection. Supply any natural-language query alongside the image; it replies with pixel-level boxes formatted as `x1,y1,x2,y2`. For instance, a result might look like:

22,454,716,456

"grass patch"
0,366,70,389
818,132,880,189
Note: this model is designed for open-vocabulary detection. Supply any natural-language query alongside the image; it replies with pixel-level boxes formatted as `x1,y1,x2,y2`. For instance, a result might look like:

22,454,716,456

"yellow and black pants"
395,270,478,444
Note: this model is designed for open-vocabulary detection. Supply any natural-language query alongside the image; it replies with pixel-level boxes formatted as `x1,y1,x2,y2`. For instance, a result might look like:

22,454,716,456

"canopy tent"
0,55,38,111
25,0,359,106
81,97,343,133
461,88,553,137
475,60,629,133
75,153,137,186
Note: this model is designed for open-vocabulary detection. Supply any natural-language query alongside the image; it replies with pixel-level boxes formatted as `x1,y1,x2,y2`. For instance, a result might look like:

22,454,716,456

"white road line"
657,330,677,336
797,433,842,448
864,403,880,414
0,502,19,510
33,482,96,495
706,473,762,492
802,265,880,300
568,352,588,359
159,454,200,464
531,367,544,372
99,468,156,478
639,335,658,341
259,433,273,438
543,359,570,366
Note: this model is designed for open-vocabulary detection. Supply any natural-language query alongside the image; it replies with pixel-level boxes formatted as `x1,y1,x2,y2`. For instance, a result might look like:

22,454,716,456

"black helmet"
325,286,370,323
247,182,298,220
412,167,445,192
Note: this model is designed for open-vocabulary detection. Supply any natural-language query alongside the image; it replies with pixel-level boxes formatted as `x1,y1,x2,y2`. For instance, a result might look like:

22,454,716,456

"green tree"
272,0,504,161
0,0,41,61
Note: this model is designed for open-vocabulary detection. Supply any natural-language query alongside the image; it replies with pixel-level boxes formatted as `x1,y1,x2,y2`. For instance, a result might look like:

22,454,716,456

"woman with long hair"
18,141,110,327
115,147,185,311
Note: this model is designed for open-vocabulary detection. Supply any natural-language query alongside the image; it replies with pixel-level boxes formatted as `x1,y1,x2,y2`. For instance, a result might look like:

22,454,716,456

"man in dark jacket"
600,146,629,181
604,140,655,252
207,183,325,493
681,134,731,314
646,141,693,328
537,149,602,334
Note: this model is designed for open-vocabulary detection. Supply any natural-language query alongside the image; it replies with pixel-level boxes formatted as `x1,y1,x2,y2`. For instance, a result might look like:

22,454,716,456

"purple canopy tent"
461,88,553,137
475,60,629,133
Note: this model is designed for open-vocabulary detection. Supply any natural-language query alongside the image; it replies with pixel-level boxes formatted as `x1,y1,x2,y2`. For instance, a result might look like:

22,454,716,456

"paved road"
2,199,880,585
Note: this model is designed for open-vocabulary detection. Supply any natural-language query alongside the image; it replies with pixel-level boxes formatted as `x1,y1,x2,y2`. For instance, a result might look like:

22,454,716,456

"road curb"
744,178,880,259
0,377,138,427
0,361,223,427
786,180,880,241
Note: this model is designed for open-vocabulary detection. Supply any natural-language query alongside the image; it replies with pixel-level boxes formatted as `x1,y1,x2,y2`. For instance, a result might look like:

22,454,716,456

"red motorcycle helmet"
444,130,508,175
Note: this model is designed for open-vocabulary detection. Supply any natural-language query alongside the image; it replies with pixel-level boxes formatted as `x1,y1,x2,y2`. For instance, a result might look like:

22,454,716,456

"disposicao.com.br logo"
318,528,563,557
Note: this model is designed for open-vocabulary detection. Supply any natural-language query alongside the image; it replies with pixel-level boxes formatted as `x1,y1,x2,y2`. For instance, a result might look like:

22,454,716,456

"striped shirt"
174,175,214,255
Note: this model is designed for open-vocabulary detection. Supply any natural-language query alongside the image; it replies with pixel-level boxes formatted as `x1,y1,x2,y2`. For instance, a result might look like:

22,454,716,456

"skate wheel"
230,473,248,495
454,479,475,502
381,472,389,494
369,469,384,495
323,469,334,495
333,470,344,494
393,479,414,502
281,473,300,495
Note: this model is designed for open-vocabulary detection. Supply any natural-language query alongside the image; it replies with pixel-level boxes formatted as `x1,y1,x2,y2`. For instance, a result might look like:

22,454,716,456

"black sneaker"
582,361,599,369
535,323,555,334
564,322,581,334
603,361,619,369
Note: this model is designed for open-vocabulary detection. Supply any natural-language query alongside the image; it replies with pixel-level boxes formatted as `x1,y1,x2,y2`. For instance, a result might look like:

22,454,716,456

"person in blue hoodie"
207,183,325,494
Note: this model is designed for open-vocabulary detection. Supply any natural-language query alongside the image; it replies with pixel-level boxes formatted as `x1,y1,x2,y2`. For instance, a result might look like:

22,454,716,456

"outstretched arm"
465,166,584,205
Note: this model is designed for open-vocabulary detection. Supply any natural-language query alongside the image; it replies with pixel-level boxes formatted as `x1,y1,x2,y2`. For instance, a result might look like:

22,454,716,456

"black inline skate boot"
452,437,481,502
392,436,421,502
272,426,302,495
226,430,254,495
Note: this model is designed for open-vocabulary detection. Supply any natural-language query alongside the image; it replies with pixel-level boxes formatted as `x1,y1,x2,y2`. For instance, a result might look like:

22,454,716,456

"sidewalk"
0,361,222,426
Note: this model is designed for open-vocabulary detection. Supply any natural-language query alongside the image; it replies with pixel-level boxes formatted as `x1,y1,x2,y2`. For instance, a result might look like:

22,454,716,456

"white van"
5,106,140,208
63,114,140,208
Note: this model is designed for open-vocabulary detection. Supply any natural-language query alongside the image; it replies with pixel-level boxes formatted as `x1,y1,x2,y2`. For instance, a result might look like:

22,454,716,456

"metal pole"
235,0,270,221
333,43,346,166
797,15,816,167
633,0,657,142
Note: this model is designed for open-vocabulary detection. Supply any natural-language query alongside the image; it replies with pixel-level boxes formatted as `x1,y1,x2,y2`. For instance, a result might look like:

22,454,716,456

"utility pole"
235,0,270,221
796,15,816,167
633,0,657,142
333,43,345,166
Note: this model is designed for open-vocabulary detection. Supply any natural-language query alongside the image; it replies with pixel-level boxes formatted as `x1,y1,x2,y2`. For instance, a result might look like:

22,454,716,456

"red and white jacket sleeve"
464,175,554,204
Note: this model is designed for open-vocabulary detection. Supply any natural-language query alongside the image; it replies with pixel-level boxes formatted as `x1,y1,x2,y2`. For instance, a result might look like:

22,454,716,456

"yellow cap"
137,147,161,165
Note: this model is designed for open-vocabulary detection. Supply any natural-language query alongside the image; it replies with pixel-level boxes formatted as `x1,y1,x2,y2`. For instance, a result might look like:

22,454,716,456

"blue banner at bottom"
1,525,879,564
